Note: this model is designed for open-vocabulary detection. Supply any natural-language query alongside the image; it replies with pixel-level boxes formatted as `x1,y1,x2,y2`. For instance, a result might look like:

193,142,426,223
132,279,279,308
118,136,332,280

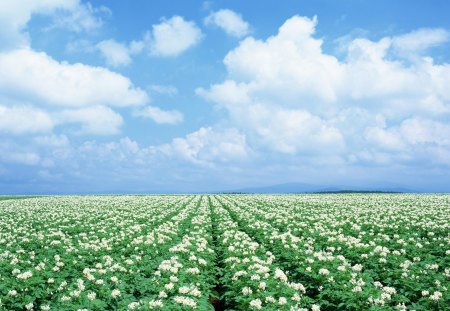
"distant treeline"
218,190,403,194
309,190,402,194
0,196,39,201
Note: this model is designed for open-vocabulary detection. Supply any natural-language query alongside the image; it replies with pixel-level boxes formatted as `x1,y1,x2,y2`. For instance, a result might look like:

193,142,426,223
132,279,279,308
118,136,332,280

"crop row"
0,194,449,310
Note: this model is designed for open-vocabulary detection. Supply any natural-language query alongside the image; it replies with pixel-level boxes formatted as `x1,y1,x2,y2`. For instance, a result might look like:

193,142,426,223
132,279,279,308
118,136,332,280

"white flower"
25,303,33,310
319,268,330,275
374,281,383,288
8,290,17,296
87,292,96,300
111,276,119,283
187,267,200,274
353,286,362,292
149,299,164,308
311,304,321,311
274,268,288,282
77,279,85,290
249,298,262,309
242,287,252,295
383,287,396,294
17,271,33,279
422,290,429,296
111,289,121,298
190,287,201,297
429,291,442,301
40,306,50,311
128,302,140,309
265,296,275,303
165,282,174,290
352,264,363,272
278,297,287,305
259,282,266,290
173,296,197,308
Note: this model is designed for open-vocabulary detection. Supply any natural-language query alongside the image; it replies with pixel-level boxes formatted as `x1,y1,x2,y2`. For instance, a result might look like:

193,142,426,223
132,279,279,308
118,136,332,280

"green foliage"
0,194,448,310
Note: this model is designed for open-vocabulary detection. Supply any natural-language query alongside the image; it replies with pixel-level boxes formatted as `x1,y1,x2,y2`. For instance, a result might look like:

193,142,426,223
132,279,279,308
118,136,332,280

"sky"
1,0,450,194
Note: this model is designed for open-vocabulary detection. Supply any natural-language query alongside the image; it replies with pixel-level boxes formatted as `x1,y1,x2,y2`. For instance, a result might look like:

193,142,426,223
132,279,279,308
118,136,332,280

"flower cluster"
0,194,448,310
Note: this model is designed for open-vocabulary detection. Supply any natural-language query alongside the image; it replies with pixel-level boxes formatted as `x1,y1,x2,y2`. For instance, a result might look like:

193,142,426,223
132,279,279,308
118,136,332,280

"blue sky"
1,0,450,194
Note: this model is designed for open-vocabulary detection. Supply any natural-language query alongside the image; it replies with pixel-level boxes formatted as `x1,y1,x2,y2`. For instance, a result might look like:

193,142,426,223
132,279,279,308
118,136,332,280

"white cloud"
56,105,123,135
49,2,109,33
392,28,449,53
150,84,178,96
0,151,41,166
364,126,407,152
0,0,106,50
96,39,133,67
222,15,343,105
147,16,203,57
161,127,250,164
133,106,183,125
244,106,344,154
205,9,250,38
34,135,70,147
96,39,144,67
399,118,450,146
65,39,96,53
361,118,450,165
0,48,148,107
0,105,53,134
76,15,202,65
198,15,450,166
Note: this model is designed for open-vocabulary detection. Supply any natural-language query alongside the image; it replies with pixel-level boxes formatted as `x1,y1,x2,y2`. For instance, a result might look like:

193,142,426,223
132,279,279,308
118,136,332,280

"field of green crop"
0,194,449,310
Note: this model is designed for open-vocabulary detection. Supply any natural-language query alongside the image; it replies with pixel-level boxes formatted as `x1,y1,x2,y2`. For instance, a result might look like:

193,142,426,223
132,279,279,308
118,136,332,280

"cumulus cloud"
0,151,41,166
0,105,54,134
366,118,450,149
0,0,107,50
147,16,203,57
133,106,183,125
88,15,201,66
33,135,70,148
0,48,148,107
160,127,250,164
56,105,123,135
96,39,144,67
198,15,450,166
2,12,450,192
205,9,250,37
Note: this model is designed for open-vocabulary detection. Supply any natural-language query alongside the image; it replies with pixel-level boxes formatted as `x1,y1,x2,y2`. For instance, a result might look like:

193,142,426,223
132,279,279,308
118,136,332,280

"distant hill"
221,182,416,194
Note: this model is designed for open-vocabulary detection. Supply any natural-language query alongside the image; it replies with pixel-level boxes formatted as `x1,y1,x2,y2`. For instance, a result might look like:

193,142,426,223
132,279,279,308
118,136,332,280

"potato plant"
0,194,448,310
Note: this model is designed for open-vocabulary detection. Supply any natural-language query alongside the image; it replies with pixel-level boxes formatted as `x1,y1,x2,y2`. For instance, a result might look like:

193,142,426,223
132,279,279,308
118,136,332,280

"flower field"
0,194,449,310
